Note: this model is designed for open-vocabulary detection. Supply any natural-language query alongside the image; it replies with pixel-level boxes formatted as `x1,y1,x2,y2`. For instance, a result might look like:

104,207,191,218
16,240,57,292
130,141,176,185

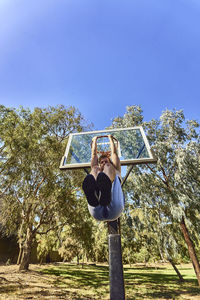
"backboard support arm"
121,143,145,187
121,164,134,188
84,168,90,175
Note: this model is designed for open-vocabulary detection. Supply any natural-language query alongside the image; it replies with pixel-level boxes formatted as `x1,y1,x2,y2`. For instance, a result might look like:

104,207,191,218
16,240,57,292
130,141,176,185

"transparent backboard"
60,126,157,170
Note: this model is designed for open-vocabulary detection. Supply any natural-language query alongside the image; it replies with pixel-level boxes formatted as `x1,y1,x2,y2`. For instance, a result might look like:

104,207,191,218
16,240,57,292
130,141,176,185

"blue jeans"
88,175,124,221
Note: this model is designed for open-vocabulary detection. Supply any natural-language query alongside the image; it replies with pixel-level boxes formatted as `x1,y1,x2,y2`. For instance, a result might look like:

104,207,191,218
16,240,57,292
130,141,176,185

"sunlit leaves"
110,105,200,263
0,105,90,269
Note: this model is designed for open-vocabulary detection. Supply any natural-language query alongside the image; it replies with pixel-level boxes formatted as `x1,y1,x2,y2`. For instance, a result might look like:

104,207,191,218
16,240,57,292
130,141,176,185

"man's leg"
90,165,100,180
96,163,116,206
107,175,124,219
103,163,116,183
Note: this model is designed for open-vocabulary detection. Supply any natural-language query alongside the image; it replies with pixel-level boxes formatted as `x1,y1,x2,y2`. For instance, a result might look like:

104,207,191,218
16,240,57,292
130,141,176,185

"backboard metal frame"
60,126,157,170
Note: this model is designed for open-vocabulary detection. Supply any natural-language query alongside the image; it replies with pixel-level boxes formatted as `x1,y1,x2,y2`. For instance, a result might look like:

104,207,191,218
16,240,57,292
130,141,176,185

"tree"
0,105,90,270
110,106,200,285
58,235,82,263
93,221,108,263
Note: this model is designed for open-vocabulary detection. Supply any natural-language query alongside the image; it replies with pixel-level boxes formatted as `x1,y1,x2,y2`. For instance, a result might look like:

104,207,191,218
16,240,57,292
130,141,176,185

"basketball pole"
107,163,137,300
107,219,125,300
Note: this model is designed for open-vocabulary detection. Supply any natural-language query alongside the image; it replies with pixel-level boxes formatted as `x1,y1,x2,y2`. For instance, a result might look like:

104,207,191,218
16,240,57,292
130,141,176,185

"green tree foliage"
58,231,82,263
92,222,108,263
56,199,96,263
36,229,61,263
0,105,89,270
109,106,200,284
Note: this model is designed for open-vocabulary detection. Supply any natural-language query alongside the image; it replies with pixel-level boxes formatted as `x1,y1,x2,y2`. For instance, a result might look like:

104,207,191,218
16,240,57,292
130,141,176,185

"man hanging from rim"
82,135,124,221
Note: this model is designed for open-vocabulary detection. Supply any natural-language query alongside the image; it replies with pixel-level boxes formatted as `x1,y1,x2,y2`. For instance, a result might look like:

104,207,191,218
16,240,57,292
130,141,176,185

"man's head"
98,154,111,169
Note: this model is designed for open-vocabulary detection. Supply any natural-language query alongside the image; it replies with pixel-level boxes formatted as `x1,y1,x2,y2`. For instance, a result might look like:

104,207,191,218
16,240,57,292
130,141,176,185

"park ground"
0,263,200,299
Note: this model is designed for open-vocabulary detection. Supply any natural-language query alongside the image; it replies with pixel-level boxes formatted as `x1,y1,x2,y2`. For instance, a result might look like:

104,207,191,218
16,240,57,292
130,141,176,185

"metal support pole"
108,220,125,300
121,143,145,188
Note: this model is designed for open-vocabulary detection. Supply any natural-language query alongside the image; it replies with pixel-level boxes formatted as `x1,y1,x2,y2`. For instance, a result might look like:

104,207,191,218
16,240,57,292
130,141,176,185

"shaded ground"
0,263,200,299
0,264,82,300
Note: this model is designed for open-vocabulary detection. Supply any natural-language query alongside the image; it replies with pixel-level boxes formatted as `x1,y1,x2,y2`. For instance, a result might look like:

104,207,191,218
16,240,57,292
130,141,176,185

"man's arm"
91,136,98,168
108,135,121,173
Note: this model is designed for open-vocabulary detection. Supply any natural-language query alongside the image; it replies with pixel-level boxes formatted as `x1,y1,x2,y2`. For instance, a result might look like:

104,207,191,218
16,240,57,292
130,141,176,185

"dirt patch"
0,264,82,300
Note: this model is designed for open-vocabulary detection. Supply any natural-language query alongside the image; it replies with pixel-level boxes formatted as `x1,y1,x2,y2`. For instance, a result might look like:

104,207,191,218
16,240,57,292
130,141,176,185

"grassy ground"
0,263,200,299
124,264,200,299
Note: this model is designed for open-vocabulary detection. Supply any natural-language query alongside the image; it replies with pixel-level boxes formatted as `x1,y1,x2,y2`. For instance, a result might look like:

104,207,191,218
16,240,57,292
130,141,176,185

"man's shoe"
96,172,112,206
82,174,99,207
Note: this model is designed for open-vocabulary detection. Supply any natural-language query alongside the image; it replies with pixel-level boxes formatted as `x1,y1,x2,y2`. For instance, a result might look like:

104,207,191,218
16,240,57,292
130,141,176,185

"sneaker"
96,172,112,206
82,174,99,207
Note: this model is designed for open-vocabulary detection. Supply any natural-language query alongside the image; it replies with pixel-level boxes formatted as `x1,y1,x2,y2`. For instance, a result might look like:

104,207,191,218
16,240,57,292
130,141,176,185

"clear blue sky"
0,0,199,129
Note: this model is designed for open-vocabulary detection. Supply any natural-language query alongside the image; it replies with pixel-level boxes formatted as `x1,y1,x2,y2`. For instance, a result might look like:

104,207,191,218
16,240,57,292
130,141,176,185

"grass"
124,264,199,299
41,263,110,299
40,263,200,299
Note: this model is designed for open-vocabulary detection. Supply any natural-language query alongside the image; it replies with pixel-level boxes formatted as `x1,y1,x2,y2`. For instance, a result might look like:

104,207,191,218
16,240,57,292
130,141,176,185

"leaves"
0,105,91,269
110,105,200,264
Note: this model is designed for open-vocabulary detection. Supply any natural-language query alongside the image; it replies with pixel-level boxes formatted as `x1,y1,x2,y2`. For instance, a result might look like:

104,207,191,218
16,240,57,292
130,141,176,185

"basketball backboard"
59,126,157,170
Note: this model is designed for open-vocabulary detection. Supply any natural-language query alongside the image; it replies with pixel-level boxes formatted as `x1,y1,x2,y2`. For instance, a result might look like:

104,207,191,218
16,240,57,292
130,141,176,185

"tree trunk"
180,216,200,286
158,246,164,261
168,258,184,282
19,227,33,271
17,220,25,265
17,245,23,265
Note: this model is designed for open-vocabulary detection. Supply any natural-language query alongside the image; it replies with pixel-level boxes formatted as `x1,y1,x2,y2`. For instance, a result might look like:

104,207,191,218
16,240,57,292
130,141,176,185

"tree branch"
33,176,46,197
146,164,167,186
